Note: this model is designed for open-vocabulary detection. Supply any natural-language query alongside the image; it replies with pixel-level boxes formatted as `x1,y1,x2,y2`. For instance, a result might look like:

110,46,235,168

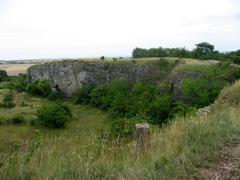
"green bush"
10,114,26,124
47,91,64,101
148,95,172,125
0,70,9,82
110,93,131,118
109,117,144,138
25,80,51,97
36,103,72,128
25,81,41,95
89,85,107,107
73,84,96,104
171,103,196,118
183,78,222,107
1,92,16,108
9,74,27,92
37,80,51,97
128,82,157,117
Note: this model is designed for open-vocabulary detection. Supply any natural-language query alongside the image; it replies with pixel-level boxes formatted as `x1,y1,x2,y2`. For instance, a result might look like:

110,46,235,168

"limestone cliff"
27,60,171,96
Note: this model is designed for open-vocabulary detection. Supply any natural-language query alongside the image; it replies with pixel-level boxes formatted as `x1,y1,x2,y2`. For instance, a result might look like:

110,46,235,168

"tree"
0,70,8,82
132,48,148,58
193,42,215,59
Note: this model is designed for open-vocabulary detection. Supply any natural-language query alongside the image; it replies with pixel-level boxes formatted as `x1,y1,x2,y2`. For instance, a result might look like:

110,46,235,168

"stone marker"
135,123,150,151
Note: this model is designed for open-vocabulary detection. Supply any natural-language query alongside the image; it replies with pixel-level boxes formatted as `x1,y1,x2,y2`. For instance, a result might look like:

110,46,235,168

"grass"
1,80,240,179
216,80,240,106
2,104,240,179
31,57,217,69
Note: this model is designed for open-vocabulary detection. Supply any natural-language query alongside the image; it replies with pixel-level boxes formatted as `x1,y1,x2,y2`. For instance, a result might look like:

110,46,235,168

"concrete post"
135,123,150,151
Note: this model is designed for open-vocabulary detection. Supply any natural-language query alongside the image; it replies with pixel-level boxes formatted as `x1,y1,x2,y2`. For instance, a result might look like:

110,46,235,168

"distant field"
0,64,36,76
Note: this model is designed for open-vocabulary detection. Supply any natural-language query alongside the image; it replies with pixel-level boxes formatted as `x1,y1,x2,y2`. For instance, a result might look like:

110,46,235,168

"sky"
0,0,239,60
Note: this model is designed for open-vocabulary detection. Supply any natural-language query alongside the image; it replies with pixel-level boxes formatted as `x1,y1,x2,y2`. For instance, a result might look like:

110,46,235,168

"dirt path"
195,141,240,180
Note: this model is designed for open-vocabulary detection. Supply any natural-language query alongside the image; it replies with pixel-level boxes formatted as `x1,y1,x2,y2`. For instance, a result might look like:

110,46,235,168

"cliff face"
27,61,171,96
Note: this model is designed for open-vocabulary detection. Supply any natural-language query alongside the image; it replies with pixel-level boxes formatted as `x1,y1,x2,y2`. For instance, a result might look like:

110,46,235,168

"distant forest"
132,42,240,63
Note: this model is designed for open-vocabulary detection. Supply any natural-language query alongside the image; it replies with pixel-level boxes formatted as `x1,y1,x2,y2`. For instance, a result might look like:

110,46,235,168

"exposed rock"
197,105,212,115
135,123,150,151
26,60,207,102
27,61,170,96
171,71,203,103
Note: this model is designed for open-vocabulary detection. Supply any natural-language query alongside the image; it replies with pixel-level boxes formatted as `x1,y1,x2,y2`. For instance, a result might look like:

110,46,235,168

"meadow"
0,79,240,179
1,57,240,179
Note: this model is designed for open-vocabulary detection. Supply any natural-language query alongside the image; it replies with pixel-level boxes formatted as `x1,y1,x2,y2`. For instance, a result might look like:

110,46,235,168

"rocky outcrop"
27,61,170,96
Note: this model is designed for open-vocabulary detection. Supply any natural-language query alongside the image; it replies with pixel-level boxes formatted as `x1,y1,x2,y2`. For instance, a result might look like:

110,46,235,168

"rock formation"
27,60,170,96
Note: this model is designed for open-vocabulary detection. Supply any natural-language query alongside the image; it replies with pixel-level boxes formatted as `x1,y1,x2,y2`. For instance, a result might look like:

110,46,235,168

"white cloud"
0,0,239,59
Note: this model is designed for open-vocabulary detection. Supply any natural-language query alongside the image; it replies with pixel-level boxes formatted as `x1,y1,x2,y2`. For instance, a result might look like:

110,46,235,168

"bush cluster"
0,91,16,108
36,102,72,128
73,80,180,137
9,75,63,101
0,70,9,82
73,62,240,137
0,114,26,125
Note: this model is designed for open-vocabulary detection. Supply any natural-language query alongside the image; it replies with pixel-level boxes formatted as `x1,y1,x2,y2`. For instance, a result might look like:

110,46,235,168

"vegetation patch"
36,102,72,128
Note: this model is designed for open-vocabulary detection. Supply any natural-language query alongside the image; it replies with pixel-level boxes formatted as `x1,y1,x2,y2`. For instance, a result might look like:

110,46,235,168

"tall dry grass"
1,105,240,179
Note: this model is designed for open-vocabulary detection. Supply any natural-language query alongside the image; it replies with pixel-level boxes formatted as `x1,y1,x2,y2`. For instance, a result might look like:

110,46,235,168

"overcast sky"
0,0,239,60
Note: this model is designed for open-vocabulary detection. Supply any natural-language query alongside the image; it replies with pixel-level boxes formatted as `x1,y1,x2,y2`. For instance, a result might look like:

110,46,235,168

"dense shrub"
89,85,107,107
25,80,51,97
36,103,72,128
37,80,51,97
25,81,41,95
183,78,222,107
47,91,64,101
110,93,131,118
171,103,197,118
0,70,9,82
73,84,96,104
1,92,16,108
148,95,172,125
10,114,26,124
109,117,144,138
9,74,27,92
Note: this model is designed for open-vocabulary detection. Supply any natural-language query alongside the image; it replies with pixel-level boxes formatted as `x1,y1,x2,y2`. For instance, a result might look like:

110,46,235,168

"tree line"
132,42,240,63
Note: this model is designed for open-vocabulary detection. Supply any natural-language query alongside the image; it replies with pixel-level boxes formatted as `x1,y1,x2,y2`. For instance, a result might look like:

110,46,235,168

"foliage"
132,47,190,58
193,42,215,59
1,91,16,108
89,85,107,107
171,103,197,118
73,84,96,104
183,78,222,107
37,80,51,97
47,91,64,101
74,80,173,128
8,74,27,92
132,43,240,61
0,70,9,82
10,114,26,125
103,81,130,110
23,79,63,100
108,116,144,138
148,95,172,125
36,102,72,128
25,80,51,97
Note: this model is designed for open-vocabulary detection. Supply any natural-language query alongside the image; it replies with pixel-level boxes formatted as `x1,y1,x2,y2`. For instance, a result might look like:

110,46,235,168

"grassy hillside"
1,79,240,179
1,58,240,179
